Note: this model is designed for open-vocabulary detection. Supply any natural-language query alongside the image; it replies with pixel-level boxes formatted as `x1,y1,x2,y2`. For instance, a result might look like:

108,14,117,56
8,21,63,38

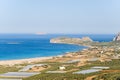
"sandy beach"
0,54,64,66
0,57,53,66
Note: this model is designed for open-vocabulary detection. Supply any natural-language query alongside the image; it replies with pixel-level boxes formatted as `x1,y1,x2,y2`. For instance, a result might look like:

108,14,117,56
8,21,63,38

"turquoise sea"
0,34,115,60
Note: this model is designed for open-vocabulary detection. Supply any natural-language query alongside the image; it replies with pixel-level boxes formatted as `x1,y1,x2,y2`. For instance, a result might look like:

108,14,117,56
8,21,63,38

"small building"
59,66,66,70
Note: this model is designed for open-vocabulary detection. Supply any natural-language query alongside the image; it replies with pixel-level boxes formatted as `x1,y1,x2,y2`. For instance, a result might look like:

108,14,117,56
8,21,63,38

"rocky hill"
50,37,93,46
113,32,120,41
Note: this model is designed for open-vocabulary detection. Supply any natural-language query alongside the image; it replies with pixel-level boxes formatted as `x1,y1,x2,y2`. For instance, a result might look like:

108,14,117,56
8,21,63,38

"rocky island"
50,37,93,43
50,36,93,47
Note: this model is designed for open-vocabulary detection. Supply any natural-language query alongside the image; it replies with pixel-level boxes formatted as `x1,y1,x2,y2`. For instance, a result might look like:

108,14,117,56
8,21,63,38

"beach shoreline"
0,56,54,66
0,46,86,66
0,37,89,66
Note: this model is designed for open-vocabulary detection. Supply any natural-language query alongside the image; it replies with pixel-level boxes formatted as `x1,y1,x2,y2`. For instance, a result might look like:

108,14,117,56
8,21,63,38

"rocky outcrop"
113,33,120,41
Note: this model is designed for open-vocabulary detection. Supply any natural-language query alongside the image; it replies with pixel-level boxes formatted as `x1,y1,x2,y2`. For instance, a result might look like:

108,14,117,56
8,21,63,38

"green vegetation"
1,59,120,80
0,65,19,74
94,73,120,80
22,59,120,80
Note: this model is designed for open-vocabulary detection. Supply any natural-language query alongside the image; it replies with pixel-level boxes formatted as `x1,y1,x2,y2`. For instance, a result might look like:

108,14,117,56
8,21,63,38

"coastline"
0,56,53,66
0,38,89,66
0,50,85,66
0,54,66,66
0,46,85,66
0,48,84,66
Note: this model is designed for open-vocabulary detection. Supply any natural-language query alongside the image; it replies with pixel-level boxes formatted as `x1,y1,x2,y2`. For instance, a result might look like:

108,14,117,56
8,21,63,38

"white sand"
0,57,53,66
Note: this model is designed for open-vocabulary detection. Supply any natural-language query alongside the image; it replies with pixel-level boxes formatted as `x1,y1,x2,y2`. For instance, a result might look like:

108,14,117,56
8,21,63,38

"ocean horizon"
0,34,115,60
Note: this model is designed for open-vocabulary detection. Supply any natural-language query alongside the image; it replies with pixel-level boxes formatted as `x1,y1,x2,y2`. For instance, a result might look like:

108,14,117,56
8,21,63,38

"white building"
59,66,66,70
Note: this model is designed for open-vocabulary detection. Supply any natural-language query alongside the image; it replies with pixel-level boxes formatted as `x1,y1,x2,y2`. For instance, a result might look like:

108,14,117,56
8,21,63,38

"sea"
0,34,115,60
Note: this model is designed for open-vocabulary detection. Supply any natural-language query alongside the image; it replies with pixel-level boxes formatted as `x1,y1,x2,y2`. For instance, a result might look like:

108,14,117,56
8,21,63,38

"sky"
0,0,120,34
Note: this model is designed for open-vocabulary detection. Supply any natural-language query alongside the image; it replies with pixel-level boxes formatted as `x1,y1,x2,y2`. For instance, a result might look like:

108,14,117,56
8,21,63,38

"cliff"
113,32,120,41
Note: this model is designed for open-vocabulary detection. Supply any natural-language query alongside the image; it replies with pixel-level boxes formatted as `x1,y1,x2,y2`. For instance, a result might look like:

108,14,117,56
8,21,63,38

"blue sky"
0,0,120,34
